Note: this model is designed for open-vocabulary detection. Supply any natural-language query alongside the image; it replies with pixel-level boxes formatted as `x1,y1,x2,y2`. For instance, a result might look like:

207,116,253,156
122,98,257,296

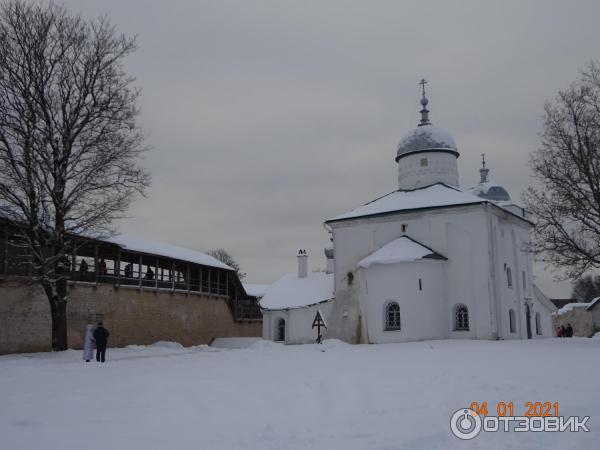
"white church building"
261,82,555,344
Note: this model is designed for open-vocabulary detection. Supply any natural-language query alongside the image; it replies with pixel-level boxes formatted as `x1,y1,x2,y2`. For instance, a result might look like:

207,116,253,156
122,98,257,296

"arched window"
509,309,516,333
535,312,541,335
385,302,401,331
506,267,513,288
275,318,285,342
454,304,469,331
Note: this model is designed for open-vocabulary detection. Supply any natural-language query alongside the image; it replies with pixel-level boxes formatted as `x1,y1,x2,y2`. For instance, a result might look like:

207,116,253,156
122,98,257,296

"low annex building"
260,249,334,344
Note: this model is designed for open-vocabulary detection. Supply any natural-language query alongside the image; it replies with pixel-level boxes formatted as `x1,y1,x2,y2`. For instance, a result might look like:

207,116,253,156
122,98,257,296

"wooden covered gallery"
0,219,262,353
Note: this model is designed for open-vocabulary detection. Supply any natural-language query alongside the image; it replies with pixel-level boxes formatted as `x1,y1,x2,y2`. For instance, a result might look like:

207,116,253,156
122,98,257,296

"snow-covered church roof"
326,183,485,223
533,284,558,313
358,236,446,268
259,272,334,311
326,183,531,224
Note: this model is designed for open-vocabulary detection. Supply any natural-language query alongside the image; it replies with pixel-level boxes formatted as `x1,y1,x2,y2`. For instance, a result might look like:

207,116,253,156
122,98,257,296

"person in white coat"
83,324,95,362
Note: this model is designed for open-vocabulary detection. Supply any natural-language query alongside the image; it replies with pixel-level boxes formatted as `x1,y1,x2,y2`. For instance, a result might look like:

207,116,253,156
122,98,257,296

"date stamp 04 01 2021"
449,402,591,440
469,401,559,417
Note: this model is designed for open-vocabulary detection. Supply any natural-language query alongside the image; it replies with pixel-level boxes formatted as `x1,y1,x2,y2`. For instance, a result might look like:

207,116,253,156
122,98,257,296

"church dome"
469,156,511,202
471,182,511,202
396,124,458,162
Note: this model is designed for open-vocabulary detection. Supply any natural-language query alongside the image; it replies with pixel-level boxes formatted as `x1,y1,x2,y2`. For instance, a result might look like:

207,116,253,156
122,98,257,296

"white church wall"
531,302,553,338
361,261,445,343
442,214,496,340
490,209,534,340
329,204,496,343
262,302,334,344
262,310,285,341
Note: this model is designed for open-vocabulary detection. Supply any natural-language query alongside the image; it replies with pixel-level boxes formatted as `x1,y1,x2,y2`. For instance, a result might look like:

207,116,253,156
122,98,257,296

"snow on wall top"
556,302,590,315
259,272,334,310
358,236,446,269
396,124,458,160
105,235,233,270
243,283,269,298
326,183,485,223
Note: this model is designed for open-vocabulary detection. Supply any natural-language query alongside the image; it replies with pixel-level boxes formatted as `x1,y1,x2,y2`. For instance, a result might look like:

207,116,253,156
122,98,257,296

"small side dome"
472,182,511,202
470,155,511,202
396,124,458,162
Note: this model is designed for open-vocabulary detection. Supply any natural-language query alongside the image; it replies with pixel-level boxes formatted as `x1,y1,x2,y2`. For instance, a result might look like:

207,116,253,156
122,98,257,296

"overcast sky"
54,0,600,296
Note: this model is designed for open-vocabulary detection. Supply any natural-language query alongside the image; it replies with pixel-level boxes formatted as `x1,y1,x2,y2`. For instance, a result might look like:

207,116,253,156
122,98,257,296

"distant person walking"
561,325,567,338
556,326,563,337
93,322,110,363
82,324,94,362
566,323,574,338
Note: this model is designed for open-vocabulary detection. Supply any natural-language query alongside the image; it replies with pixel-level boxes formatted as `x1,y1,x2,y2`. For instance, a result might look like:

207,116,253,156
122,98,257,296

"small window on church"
506,267,513,288
401,224,407,233
385,302,401,331
454,304,469,331
509,309,516,333
418,278,422,291
420,158,428,167
522,271,526,289
535,312,541,335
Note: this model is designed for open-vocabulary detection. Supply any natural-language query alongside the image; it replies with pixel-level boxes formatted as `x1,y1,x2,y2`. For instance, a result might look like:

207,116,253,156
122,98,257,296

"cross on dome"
418,78,431,126
479,153,490,183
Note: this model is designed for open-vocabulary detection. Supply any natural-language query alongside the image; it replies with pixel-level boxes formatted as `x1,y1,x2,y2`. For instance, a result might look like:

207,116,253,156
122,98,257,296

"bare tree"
0,1,149,350
524,60,600,280
571,274,600,302
208,249,246,281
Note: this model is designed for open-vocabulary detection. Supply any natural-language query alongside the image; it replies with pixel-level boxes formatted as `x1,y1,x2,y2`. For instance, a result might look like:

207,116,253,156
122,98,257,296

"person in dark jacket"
93,322,110,363
566,323,574,338
561,325,567,338
145,267,154,280
98,258,107,275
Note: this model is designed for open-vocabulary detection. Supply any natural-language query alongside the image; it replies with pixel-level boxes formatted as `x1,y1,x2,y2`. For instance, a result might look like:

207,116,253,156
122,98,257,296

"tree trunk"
50,298,68,351
44,276,69,351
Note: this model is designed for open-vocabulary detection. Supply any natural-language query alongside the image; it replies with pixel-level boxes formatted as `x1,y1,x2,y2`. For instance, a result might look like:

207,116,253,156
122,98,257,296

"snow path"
1,339,598,450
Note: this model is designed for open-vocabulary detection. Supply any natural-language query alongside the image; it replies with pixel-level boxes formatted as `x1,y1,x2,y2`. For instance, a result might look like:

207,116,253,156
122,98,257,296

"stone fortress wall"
0,280,261,354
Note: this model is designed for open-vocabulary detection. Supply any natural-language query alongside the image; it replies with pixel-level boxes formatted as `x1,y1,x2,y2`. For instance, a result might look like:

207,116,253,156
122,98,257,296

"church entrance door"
525,304,532,339
276,318,286,342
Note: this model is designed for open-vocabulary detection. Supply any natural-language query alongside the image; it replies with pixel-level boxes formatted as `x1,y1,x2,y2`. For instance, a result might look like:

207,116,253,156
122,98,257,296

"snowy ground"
1,338,598,450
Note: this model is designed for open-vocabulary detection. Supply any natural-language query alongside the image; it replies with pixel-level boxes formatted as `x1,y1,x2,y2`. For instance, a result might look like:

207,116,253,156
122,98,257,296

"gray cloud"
52,0,600,296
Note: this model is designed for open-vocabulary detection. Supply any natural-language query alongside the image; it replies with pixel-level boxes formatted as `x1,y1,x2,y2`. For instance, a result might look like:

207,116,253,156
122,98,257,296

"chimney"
297,249,308,278
324,240,334,274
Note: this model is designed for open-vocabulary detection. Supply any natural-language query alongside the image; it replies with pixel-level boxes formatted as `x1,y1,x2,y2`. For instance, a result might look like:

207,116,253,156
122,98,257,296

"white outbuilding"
260,250,334,344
